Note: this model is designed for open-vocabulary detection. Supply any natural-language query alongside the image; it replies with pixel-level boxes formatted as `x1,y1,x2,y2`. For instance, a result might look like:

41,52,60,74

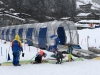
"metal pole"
87,36,89,49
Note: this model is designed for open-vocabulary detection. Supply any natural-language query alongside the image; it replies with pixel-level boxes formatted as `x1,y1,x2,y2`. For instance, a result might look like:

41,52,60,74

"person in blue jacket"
49,37,60,51
11,34,23,66
53,37,60,50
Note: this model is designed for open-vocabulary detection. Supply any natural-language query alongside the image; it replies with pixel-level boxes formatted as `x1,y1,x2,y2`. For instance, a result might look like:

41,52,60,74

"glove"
22,53,24,57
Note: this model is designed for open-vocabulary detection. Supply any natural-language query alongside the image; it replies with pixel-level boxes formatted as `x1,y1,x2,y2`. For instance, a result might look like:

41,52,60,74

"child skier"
67,44,74,62
32,50,47,64
54,51,65,64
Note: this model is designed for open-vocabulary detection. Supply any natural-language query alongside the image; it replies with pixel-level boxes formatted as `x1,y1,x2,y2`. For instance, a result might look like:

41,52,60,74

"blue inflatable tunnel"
38,27,47,48
26,28,34,46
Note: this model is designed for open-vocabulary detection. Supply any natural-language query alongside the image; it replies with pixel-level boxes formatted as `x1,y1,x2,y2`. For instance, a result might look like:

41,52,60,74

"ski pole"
25,55,36,64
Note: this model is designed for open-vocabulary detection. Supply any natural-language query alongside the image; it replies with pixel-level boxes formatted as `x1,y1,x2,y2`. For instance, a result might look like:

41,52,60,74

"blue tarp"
38,28,47,48
26,28,34,46
11,29,16,40
18,28,23,42
57,27,66,45
6,29,10,41
50,35,57,40
72,45,81,49
1,30,5,40
95,26,100,28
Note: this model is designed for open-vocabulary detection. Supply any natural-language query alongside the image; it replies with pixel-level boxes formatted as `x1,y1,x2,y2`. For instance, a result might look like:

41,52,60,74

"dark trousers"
13,52,19,66
56,52,64,64
35,55,42,63
56,57,62,63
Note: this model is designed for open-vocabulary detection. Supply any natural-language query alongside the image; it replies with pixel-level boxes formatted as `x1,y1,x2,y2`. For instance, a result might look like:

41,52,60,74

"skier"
67,44,74,62
11,34,23,66
54,51,65,64
32,50,47,64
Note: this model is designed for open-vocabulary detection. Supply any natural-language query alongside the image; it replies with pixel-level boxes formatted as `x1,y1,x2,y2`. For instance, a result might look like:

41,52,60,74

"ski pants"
68,54,72,60
56,52,63,63
13,52,19,66
56,57,62,63
35,55,42,63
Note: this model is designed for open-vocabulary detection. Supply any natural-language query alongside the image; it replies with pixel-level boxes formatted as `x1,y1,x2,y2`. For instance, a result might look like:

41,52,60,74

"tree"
2,0,76,22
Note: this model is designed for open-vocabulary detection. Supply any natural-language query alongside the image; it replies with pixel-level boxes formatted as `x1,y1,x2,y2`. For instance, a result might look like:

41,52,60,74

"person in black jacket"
53,51,65,64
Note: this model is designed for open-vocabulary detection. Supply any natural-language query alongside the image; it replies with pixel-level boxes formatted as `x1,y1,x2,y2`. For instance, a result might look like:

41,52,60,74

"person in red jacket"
32,50,47,64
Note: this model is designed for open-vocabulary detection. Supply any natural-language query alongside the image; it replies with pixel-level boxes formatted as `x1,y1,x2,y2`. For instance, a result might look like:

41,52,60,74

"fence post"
6,49,7,59
1,47,2,56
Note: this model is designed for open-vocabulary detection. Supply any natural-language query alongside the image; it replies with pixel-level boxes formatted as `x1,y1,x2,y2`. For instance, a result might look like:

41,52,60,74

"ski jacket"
67,45,73,54
11,34,23,52
55,51,64,58
39,50,44,56
36,50,47,57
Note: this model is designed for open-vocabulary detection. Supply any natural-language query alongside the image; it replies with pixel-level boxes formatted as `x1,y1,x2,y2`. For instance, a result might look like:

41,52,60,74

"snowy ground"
78,28,100,50
0,28,100,75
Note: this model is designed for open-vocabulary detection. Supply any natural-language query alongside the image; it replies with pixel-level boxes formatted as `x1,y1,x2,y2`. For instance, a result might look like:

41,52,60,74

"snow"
78,28,100,50
76,1,84,8
78,20,100,23
9,8,15,11
77,13,91,16
0,1,3,4
0,27,100,75
60,17,70,20
5,14,25,21
75,23,90,28
12,13,20,16
75,20,100,28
